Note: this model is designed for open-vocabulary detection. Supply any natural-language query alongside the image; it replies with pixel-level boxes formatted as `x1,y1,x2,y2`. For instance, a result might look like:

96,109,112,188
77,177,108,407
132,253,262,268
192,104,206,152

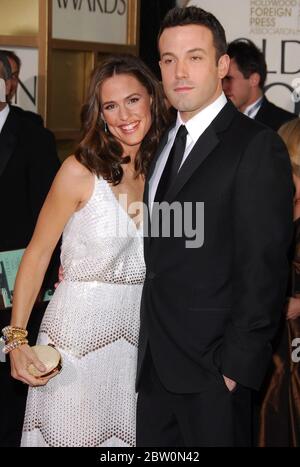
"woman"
4,55,169,447
259,118,300,447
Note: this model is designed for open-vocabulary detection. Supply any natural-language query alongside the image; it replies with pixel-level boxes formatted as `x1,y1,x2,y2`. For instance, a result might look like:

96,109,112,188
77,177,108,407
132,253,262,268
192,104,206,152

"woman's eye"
129,97,140,104
104,104,116,111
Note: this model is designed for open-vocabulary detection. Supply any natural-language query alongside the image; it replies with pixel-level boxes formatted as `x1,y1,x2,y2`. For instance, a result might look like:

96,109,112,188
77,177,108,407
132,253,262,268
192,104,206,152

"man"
0,49,44,127
223,39,297,130
0,54,60,446
136,7,293,447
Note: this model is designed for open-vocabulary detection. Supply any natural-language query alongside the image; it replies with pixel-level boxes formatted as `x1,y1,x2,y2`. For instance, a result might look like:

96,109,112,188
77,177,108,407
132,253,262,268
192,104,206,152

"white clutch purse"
28,344,62,378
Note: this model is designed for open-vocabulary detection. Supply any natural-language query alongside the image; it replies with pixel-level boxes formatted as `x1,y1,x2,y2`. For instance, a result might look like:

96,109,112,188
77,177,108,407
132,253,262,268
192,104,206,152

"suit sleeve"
28,127,61,223
220,128,294,390
27,126,61,289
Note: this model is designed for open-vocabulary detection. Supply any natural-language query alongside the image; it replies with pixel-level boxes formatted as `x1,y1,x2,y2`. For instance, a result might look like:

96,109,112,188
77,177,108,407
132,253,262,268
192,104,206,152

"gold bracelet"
1,326,28,344
2,337,28,354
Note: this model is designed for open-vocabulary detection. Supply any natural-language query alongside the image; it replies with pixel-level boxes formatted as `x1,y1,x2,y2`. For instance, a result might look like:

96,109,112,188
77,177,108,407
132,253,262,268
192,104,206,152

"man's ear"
218,54,230,79
0,78,6,103
249,72,260,88
5,78,12,98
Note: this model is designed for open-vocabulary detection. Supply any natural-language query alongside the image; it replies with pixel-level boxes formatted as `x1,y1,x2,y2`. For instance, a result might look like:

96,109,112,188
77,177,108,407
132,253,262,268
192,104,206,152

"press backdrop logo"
56,0,127,15
249,0,300,35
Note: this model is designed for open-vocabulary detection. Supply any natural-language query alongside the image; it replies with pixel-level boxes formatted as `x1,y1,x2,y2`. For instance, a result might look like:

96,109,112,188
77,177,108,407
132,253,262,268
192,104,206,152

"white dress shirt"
149,92,227,214
0,104,10,134
243,96,263,119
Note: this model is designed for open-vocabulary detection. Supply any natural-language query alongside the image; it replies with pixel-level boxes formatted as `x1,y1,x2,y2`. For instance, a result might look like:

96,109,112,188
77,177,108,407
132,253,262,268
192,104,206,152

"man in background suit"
223,39,297,131
0,54,60,446
136,7,294,447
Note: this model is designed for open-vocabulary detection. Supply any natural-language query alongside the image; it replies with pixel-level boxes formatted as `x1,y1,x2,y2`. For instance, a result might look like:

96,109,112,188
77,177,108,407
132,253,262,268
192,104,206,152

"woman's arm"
8,156,94,386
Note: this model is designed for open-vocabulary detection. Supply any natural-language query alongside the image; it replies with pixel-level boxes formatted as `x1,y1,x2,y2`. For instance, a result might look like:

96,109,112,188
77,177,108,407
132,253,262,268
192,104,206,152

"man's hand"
54,265,64,289
223,375,237,392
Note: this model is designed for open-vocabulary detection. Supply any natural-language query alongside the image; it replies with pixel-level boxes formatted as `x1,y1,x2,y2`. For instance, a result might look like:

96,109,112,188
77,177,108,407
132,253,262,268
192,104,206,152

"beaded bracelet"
2,337,28,354
1,325,28,343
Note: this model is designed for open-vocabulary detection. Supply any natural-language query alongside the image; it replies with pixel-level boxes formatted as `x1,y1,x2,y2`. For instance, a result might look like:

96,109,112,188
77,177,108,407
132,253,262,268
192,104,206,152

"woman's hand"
9,344,59,386
286,297,300,320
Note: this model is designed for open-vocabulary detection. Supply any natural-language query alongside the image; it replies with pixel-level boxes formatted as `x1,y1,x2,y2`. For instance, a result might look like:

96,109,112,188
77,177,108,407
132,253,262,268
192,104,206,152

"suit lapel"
143,126,175,255
254,96,267,124
165,101,237,203
165,126,219,203
0,109,18,177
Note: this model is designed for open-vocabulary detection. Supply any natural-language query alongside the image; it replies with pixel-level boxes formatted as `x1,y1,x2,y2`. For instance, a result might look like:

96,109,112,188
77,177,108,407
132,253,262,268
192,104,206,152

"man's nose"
175,60,188,79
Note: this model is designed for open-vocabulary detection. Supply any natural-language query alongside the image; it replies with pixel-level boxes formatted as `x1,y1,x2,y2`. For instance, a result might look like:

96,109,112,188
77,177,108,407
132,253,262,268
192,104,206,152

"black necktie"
155,125,188,203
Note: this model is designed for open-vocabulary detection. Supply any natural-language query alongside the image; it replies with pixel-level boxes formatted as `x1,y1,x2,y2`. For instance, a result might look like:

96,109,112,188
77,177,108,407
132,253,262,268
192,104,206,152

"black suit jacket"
137,101,294,393
10,105,44,127
255,96,297,131
0,106,60,282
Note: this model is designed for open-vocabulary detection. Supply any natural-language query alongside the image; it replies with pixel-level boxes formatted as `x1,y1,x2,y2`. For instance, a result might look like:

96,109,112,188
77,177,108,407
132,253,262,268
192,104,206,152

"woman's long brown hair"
75,54,170,185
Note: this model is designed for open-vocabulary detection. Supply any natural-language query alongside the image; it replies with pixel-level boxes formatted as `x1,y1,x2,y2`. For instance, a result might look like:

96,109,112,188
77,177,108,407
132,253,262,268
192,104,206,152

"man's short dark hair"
0,50,21,73
227,39,267,89
158,6,227,62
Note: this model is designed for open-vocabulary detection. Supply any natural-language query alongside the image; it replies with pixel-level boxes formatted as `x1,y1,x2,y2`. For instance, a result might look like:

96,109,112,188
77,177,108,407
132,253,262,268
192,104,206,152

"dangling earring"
100,113,108,133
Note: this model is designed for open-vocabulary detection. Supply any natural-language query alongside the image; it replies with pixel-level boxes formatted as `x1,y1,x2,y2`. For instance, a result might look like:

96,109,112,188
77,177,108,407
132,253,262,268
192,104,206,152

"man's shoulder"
10,105,44,126
262,97,296,118
231,107,273,137
10,106,54,139
256,97,297,130
224,106,285,157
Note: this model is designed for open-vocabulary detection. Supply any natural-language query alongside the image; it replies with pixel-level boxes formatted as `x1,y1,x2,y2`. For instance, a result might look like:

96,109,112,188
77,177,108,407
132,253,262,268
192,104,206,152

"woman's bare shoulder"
50,155,94,204
60,155,93,181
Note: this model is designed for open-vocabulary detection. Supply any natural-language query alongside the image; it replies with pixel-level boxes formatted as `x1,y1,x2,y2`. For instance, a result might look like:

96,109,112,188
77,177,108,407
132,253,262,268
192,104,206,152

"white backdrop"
188,0,300,114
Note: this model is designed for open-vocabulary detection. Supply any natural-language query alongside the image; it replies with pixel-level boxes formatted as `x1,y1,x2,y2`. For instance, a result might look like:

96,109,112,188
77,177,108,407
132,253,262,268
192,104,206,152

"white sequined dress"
21,176,145,447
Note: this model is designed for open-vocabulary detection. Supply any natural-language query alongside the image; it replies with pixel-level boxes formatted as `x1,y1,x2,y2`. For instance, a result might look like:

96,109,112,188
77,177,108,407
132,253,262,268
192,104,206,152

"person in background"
223,39,297,131
0,49,43,127
6,54,169,447
0,49,20,103
0,53,60,447
259,118,300,447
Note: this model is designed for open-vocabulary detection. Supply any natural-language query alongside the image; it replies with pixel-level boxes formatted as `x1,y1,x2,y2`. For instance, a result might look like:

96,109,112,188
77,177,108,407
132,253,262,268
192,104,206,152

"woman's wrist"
1,325,28,354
